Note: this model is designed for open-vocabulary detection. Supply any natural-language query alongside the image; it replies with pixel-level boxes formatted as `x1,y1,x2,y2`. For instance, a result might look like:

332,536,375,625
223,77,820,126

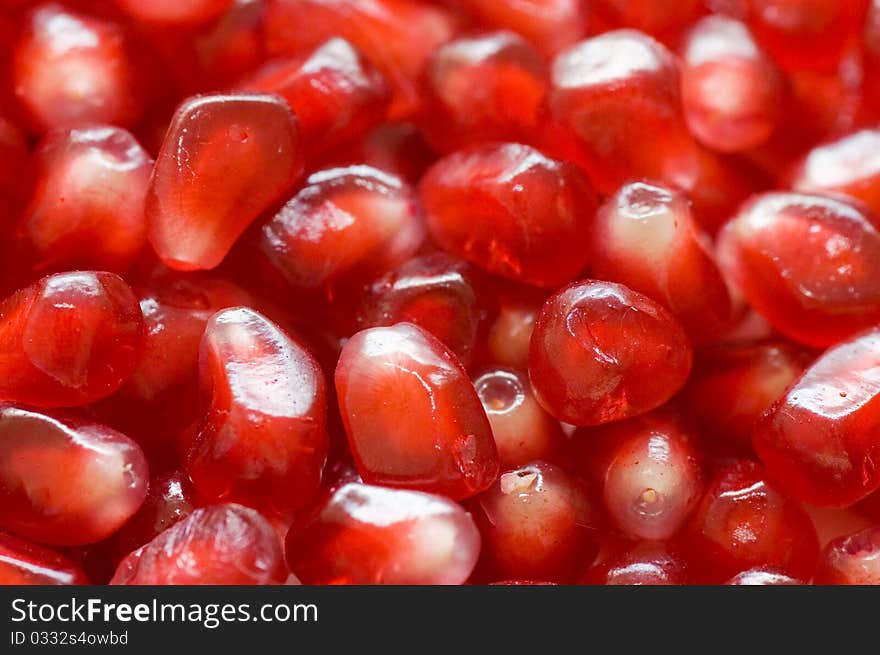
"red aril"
453,0,587,56
726,568,803,585
356,252,489,368
717,192,880,348
420,143,598,288
589,0,704,43
0,532,88,584
146,93,303,271
474,367,569,470
591,180,732,343
0,271,143,408
11,126,152,277
327,122,436,184
286,482,480,584
0,406,148,546
260,166,425,296
473,461,600,583
240,38,391,159
681,16,787,153
186,307,328,515
580,541,690,585
12,3,146,133
814,526,880,584
549,30,698,195
111,503,287,585
419,31,548,153
683,460,819,582
753,327,880,507
790,129,880,217
264,0,455,118
335,323,498,500
115,0,232,24
486,287,545,371
529,280,693,426
195,0,267,87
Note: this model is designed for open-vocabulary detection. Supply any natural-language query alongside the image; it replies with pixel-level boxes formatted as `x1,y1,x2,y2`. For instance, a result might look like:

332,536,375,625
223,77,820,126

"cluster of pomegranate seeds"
4,0,880,588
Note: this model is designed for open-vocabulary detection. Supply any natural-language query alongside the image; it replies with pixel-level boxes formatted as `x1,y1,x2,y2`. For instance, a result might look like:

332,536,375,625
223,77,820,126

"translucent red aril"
0,532,88,584
591,181,732,342
717,192,880,348
0,117,27,221
11,126,152,276
335,323,498,500
111,504,287,585
195,0,267,87
453,0,587,56
753,327,880,507
529,280,693,426
790,129,880,217
580,541,689,585
0,406,148,546
12,4,146,133
186,307,328,515
549,30,698,195
580,410,704,541
260,166,425,294
814,526,880,584
115,0,233,24
681,16,786,153
356,253,488,368
286,482,480,584
684,340,811,453
146,93,303,272
743,0,869,72
866,1,880,112
486,288,544,371
474,368,569,470
264,0,455,118
726,568,803,585
0,271,143,408
590,0,704,42
107,470,196,562
473,461,600,583
419,31,548,153
420,143,598,288
240,38,391,159
683,460,819,582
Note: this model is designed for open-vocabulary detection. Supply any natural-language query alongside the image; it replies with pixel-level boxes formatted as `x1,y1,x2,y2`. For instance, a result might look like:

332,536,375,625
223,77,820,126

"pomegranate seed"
12,3,146,133
529,280,693,426
420,143,598,288
240,38,392,159
146,93,303,271
357,252,489,368
865,1,880,111
0,405,148,545
549,30,698,195
286,482,480,584
0,271,143,408
111,503,287,585
684,340,812,453
474,367,569,470
590,0,704,43
419,31,548,153
743,0,869,72
592,180,733,342
330,122,436,184
472,461,600,583
116,0,233,24
814,526,880,584
264,0,455,119
106,470,196,563
11,126,153,277
260,166,424,296
681,16,787,153
186,307,329,515
580,541,690,585
195,0,267,87
790,129,880,217
753,326,880,507
0,116,27,222
577,409,704,541
453,0,587,56
0,532,88,584
718,192,880,348
683,460,819,583
335,323,498,500
726,568,803,585
485,287,545,371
